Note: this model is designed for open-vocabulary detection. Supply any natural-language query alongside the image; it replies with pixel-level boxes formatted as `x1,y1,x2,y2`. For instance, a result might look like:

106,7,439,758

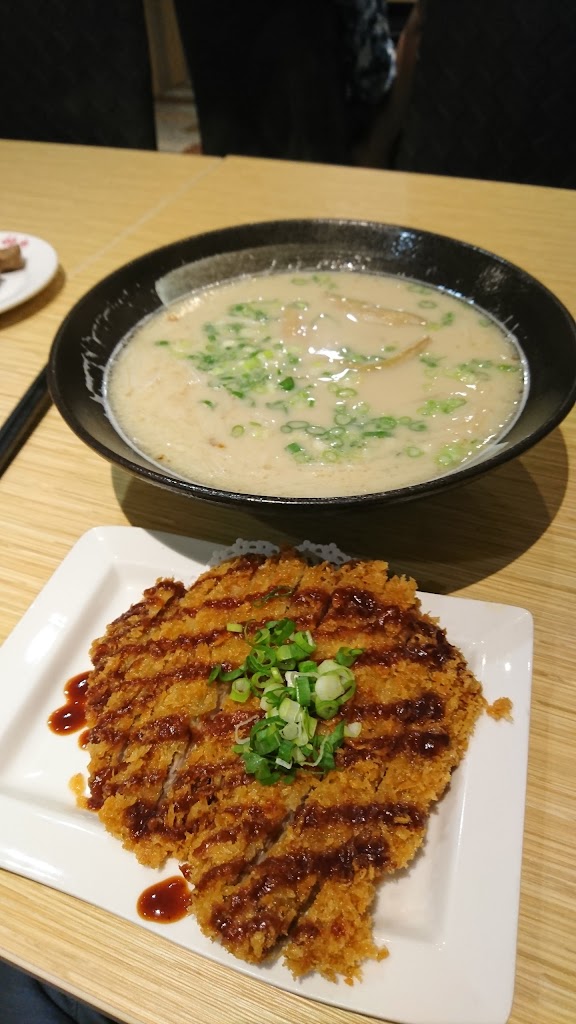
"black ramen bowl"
48,219,576,511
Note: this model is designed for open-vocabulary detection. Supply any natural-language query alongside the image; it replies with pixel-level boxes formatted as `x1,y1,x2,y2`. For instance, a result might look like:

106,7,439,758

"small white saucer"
0,231,59,314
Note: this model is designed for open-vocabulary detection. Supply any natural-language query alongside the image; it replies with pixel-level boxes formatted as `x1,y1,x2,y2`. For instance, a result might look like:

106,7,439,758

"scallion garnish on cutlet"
208,616,363,784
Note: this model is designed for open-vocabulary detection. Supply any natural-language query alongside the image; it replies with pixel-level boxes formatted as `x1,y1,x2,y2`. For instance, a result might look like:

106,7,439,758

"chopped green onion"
335,647,363,667
419,353,440,368
315,699,341,720
215,617,361,784
231,424,245,437
267,399,290,413
281,722,299,743
276,755,293,770
230,677,251,702
370,416,397,431
334,412,353,426
407,283,433,295
315,673,345,701
317,658,344,675
281,419,310,432
295,675,311,706
418,396,467,416
344,722,362,738
220,666,246,682
278,696,302,722
252,585,296,606
298,659,317,674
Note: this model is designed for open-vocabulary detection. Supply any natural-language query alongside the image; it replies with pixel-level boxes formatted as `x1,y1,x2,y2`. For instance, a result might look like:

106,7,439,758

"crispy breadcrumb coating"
79,551,485,982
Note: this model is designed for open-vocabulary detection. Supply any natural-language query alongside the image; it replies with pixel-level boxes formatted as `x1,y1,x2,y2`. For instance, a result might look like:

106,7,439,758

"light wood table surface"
1,140,575,1024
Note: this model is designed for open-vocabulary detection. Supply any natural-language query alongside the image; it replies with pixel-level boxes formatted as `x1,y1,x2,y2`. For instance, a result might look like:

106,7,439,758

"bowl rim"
48,217,576,509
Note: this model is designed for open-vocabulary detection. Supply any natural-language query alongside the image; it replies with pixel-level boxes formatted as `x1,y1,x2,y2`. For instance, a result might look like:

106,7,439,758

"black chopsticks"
0,365,51,477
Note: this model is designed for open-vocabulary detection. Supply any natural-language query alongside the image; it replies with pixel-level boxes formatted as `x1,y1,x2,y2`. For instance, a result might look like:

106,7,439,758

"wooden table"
0,139,575,1024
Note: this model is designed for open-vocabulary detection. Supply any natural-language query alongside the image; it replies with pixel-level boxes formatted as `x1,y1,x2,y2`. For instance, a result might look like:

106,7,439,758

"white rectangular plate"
0,527,533,1024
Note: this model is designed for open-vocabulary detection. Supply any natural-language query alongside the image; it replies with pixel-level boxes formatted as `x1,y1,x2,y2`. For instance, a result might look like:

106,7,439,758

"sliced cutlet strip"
283,876,388,984
126,549,312,866
194,559,421,964
87,577,187,713
82,576,198,810
84,559,257,796
84,558,252,773
144,550,313,857
89,578,187,668
283,587,485,981
88,555,261,680
179,559,338,896
280,763,398,984
84,556,266,855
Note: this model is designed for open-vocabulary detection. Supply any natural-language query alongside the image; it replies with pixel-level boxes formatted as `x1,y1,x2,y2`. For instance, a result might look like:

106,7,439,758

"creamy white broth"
105,270,525,497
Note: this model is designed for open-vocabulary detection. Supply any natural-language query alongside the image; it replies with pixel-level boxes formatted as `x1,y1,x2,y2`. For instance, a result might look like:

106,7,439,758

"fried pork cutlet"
80,550,485,983
82,551,304,859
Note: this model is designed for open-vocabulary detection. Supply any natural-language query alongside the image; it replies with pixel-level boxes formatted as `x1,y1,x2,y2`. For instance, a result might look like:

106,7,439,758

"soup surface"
105,270,525,497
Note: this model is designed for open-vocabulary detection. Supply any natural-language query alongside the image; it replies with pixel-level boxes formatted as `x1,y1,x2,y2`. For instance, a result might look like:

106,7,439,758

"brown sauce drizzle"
210,837,389,941
350,691,445,723
291,920,320,942
357,636,453,670
90,582,356,668
295,800,424,830
48,672,91,735
316,593,455,670
178,796,280,848
331,587,379,618
290,587,331,608
90,580,187,663
407,730,450,757
94,634,214,666
84,712,189,751
91,615,276,666
199,709,262,740
126,799,160,839
337,728,451,766
190,855,247,892
94,560,261,660
137,875,191,923
204,595,246,611
85,765,114,810
132,765,247,834
130,714,190,744
192,808,283,858
247,838,388,898
123,755,251,841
